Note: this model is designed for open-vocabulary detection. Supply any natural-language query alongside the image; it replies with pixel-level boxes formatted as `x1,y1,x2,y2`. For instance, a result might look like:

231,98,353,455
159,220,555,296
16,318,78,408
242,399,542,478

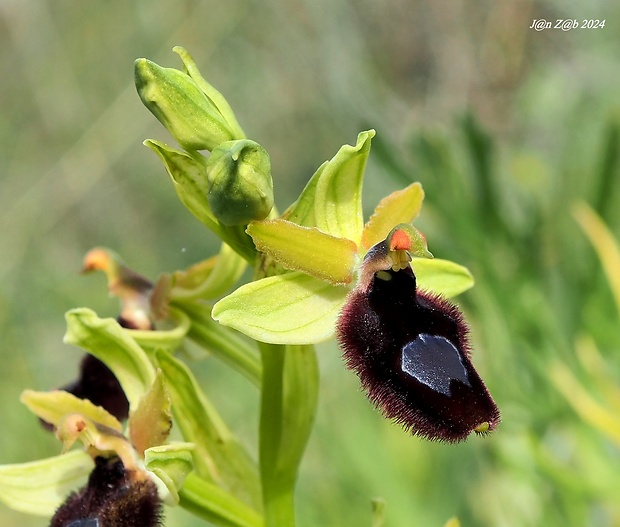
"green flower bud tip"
206,139,275,225
134,58,235,152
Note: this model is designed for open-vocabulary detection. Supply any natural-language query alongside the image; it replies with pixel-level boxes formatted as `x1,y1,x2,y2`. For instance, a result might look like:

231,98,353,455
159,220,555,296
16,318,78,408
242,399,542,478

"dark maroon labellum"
50,457,162,527
337,237,500,442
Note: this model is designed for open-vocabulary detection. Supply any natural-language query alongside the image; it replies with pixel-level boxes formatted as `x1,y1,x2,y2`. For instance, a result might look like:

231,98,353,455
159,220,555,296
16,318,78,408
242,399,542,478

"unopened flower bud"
206,139,274,226
135,58,238,152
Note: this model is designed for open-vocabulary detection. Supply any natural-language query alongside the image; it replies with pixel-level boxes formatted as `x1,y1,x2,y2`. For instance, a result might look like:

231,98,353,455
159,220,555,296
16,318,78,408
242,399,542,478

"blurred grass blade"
549,361,620,446
572,202,620,315
259,343,319,527
0,451,93,516
371,497,386,527
154,349,261,508
179,473,263,527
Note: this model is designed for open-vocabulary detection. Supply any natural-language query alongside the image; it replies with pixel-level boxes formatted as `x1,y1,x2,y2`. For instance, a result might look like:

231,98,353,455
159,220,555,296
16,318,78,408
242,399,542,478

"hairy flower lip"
337,235,500,443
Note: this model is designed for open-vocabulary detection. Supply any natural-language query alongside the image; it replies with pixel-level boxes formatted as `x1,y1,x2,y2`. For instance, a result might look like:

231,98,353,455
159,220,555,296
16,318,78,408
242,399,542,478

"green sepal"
63,308,156,411
134,57,234,151
283,130,374,244
179,473,263,527
412,258,475,298
362,182,425,250
126,306,191,353
173,46,246,141
154,349,261,508
281,161,325,227
129,371,172,456
0,451,93,516
212,272,350,344
20,390,123,432
170,243,247,301
247,219,358,285
144,139,256,263
144,442,194,505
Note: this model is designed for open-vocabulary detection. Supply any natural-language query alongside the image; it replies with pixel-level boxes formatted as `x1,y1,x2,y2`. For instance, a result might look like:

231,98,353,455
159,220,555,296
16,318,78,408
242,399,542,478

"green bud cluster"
207,140,274,225
135,47,274,231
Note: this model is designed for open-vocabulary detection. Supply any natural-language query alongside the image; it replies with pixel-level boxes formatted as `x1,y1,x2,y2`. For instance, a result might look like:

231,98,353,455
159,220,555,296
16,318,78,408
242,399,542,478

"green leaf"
154,349,261,508
20,390,122,432
212,272,349,344
144,442,194,505
313,130,375,246
259,344,318,527
0,451,93,516
247,219,358,285
179,473,263,527
63,308,156,411
129,371,172,456
361,182,424,250
171,243,247,301
412,258,475,298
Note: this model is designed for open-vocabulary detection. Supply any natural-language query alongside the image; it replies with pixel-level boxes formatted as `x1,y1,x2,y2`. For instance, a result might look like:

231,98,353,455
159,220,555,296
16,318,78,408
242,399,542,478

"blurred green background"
1,1,619,526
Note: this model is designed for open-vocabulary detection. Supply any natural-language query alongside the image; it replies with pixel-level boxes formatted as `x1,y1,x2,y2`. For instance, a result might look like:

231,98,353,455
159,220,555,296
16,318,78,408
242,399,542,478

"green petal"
0,451,93,516
412,258,475,298
125,307,191,353
129,371,172,456
20,390,122,432
361,182,425,250
283,130,374,244
313,130,375,245
144,442,194,505
247,219,358,285
63,308,156,411
154,349,261,508
170,243,247,301
212,272,350,344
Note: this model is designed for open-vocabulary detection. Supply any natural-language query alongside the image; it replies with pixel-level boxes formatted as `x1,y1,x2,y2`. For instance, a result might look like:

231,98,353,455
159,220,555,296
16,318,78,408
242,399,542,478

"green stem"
179,473,264,527
258,343,319,527
176,301,262,386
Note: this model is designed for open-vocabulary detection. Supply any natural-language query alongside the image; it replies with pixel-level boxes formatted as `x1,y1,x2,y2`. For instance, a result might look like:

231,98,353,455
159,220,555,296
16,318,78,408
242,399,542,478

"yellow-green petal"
247,219,358,285
412,258,475,298
362,182,425,250
0,451,93,516
20,390,122,432
212,272,349,344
